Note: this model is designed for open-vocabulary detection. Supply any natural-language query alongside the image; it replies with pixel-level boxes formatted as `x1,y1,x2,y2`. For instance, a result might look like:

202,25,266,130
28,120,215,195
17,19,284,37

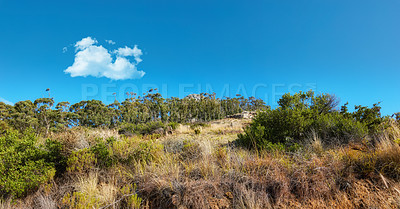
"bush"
0,130,57,198
119,121,165,136
167,122,179,130
0,121,10,133
112,137,163,164
313,112,367,144
190,122,210,130
238,91,376,150
44,138,67,176
66,148,97,174
120,184,142,209
90,137,115,168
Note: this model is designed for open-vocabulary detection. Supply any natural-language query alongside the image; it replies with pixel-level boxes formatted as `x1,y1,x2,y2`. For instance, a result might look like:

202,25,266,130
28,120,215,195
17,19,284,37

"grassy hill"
1,117,400,208
1,91,400,208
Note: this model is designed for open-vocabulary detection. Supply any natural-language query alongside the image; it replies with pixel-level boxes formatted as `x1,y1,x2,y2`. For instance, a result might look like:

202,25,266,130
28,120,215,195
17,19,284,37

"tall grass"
3,119,400,208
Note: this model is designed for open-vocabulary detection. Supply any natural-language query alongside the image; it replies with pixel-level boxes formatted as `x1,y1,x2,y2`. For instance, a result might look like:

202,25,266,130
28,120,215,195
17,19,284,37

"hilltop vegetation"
0,91,400,209
238,91,386,150
0,91,265,135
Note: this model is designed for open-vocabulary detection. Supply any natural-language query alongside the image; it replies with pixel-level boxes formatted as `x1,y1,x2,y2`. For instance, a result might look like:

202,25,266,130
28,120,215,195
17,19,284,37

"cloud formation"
0,97,13,105
64,37,145,80
114,45,143,63
106,39,116,45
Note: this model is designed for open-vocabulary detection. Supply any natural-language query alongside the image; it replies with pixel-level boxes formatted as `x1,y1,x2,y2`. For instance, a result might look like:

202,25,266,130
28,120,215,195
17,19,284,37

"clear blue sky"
0,0,399,115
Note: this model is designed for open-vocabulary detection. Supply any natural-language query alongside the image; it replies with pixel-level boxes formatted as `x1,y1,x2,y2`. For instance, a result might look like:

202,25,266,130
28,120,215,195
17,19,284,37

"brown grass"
3,119,400,208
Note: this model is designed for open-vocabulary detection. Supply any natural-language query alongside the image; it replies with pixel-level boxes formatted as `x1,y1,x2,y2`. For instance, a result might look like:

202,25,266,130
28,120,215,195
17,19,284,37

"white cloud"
0,97,13,105
75,37,98,51
62,47,68,53
114,45,143,63
106,39,116,45
64,37,145,80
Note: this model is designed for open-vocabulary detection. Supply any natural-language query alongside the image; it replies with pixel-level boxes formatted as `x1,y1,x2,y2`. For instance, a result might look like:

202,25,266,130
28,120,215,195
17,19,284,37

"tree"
10,100,38,133
34,98,55,136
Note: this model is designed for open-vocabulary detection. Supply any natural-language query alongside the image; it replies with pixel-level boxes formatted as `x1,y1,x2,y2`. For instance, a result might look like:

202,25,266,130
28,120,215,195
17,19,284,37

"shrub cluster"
119,121,165,136
238,91,386,150
0,130,64,198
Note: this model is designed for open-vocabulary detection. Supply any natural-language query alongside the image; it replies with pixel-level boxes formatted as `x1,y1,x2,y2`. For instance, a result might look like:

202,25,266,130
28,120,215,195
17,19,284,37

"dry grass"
3,119,400,208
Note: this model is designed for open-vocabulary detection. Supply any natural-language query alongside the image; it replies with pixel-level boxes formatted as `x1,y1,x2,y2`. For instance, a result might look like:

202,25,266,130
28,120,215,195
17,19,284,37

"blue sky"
0,0,399,115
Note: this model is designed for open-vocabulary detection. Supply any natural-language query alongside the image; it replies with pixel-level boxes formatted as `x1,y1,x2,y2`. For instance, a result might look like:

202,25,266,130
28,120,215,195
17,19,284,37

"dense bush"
119,121,165,136
167,121,179,130
0,130,60,198
66,148,97,174
112,137,163,164
313,112,368,144
238,91,383,150
90,137,116,168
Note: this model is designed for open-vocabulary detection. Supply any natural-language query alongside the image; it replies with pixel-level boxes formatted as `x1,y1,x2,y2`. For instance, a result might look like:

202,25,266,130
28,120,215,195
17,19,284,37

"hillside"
1,91,400,208
1,116,400,208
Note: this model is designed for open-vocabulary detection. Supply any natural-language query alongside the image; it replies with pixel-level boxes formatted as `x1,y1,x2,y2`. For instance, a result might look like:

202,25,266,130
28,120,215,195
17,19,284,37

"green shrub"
119,121,165,136
120,184,142,209
312,112,368,144
393,112,400,126
90,137,115,168
132,140,163,164
44,139,67,176
66,148,97,174
0,130,57,198
0,121,10,133
112,137,163,164
238,91,375,150
167,122,179,130
190,122,210,130
351,103,386,134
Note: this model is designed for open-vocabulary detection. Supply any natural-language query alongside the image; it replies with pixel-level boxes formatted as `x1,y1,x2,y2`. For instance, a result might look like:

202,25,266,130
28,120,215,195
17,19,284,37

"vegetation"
0,91,265,136
0,130,62,198
0,90,400,209
238,91,386,150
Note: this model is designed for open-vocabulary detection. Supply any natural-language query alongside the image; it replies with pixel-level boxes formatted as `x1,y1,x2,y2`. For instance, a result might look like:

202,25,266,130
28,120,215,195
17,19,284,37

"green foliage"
112,137,163,164
0,120,9,133
352,103,385,134
119,121,165,136
167,121,179,130
70,100,111,128
121,184,142,209
132,140,163,164
0,102,13,133
9,100,38,133
44,139,67,176
66,148,97,174
238,91,382,150
312,112,367,144
62,188,104,209
0,92,266,134
90,137,115,168
0,130,56,198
